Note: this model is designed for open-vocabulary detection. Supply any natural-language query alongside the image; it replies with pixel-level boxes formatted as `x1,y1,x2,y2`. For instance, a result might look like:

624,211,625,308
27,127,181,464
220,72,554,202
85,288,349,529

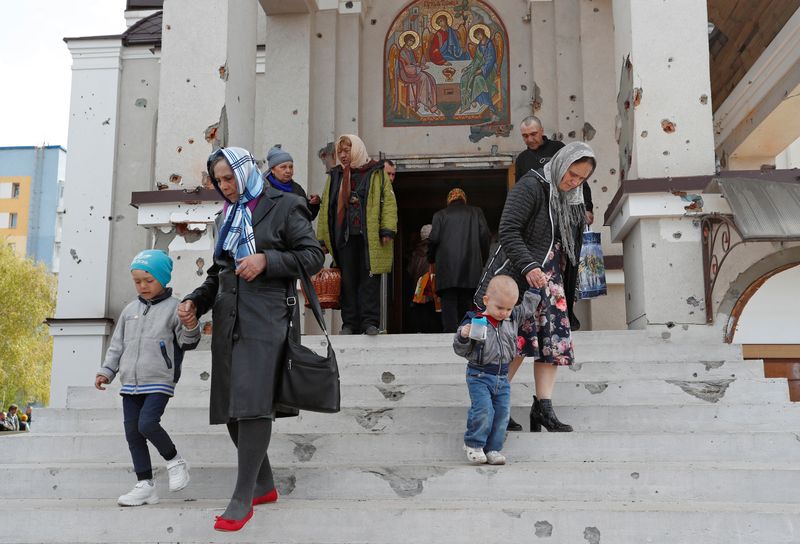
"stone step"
4,431,797,464
3,461,799,504
33,402,800,434
181,339,744,365
4,498,798,544
172,359,763,387
35,401,800,434
65,377,788,409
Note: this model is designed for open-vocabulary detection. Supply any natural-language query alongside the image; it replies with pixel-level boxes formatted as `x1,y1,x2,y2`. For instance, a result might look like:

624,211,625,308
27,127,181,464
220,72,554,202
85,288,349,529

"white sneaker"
464,444,487,464
118,480,159,506
485,451,506,465
167,456,190,492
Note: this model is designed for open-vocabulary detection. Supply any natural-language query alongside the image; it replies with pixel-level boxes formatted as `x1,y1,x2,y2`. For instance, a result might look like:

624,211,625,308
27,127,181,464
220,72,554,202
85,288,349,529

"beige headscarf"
336,134,370,169
336,134,371,225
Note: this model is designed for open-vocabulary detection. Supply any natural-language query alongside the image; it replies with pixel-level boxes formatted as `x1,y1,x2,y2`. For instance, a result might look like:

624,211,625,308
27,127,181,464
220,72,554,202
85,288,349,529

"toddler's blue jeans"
464,367,511,452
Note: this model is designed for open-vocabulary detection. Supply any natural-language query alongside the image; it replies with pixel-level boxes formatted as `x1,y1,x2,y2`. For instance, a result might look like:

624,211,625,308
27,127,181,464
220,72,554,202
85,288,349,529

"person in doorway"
516,115,594,331
407,224,442,333
264,144,321,220
179,147,324,531
428,188,490,332
317,134,398,335
475,141,596,433
384,159,397,183
95,249,200,507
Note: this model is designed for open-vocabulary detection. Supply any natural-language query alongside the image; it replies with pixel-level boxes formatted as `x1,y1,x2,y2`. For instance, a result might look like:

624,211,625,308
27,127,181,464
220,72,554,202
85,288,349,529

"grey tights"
222,418,273,520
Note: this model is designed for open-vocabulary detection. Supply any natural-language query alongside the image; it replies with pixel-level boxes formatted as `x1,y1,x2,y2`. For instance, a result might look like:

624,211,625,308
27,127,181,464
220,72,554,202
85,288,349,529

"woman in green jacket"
317,134,397,335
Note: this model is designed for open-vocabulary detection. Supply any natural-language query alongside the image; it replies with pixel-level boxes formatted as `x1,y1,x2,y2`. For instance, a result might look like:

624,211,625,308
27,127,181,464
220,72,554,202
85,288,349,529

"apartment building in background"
0,146,66,272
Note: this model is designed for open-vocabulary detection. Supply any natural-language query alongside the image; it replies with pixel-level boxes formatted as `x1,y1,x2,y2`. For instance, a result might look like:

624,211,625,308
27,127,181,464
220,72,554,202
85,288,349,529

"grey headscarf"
542,141,596,265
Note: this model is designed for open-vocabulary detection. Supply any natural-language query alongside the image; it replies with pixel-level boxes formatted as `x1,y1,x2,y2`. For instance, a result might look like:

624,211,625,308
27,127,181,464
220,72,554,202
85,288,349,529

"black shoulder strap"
290,255,331,343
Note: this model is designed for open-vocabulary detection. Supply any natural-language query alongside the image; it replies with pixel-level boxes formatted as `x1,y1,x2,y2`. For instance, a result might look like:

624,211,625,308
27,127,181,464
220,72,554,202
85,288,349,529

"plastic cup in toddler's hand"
469,316,488,341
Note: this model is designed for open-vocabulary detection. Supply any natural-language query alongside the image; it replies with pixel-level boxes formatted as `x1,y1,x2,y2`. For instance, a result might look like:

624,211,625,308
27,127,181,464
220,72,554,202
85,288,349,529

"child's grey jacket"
453,290,540,368
97,289,200,396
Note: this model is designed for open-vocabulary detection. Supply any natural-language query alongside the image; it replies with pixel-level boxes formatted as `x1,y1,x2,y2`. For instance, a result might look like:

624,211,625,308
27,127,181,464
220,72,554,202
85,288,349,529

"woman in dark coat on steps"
178,147,323,531
474,142,596,433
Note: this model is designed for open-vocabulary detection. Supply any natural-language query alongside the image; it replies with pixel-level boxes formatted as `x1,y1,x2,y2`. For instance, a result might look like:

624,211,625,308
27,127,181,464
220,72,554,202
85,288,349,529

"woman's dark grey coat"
185,186,324,424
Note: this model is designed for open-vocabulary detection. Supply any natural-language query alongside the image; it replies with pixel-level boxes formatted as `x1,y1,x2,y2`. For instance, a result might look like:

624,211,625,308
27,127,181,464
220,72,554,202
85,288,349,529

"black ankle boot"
530,396,573,432
507,417,523,432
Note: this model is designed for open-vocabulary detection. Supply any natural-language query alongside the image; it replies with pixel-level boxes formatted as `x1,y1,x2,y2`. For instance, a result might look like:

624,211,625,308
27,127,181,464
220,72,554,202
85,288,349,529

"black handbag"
277,256,341,413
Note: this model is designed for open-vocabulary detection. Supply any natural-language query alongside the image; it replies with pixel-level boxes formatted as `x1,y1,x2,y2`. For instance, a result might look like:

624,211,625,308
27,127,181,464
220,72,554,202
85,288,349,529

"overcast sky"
0,0,128,148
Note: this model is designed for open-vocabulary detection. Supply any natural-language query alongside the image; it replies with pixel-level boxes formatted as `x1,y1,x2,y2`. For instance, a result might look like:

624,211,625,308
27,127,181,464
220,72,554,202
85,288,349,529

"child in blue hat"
95,249,201,506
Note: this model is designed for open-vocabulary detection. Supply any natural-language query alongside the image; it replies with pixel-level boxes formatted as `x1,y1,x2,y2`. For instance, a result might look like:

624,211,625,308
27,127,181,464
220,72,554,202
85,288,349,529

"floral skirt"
517,241,575,366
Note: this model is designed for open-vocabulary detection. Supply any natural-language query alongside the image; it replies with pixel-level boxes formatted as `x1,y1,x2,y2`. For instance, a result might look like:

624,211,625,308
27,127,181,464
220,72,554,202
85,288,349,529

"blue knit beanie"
267,144,293,170
130,250,173,288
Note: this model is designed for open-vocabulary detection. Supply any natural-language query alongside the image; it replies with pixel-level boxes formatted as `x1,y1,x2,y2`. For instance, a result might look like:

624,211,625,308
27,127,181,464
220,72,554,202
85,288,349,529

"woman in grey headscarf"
474,141,596,433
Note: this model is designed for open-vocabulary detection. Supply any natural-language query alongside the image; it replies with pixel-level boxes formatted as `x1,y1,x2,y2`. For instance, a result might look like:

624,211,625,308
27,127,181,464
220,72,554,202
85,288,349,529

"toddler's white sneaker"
118,480,159,506
464,444,487,464
167,456,190,492
485,451,506,465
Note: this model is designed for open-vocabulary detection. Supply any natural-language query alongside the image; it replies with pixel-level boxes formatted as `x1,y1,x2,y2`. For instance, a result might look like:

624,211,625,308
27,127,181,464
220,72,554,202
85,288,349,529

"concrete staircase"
4,330,800,543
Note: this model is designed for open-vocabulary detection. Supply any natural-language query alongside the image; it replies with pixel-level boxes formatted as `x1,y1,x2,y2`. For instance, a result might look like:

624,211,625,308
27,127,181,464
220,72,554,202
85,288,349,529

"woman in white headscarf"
474,141,596,433
317,134,397,335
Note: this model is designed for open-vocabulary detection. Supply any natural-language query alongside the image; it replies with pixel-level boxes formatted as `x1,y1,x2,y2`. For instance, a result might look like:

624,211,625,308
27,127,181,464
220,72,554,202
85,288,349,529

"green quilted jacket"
317,162,397,274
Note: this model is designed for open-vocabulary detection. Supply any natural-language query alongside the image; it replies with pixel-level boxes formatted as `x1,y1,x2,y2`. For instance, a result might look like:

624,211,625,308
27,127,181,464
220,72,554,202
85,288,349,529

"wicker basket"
304,267,341,309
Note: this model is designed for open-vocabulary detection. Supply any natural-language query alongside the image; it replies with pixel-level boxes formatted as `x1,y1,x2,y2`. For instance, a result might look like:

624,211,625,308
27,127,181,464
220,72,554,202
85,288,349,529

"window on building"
11,183,20,198
9,213,18,228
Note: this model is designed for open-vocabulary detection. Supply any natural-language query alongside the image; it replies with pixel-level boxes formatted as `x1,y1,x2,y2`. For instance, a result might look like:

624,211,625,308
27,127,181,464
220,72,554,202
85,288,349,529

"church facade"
47,0,800,406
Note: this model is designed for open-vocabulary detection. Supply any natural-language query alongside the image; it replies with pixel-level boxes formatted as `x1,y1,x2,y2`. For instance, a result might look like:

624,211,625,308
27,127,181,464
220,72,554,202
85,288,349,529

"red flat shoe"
214,508,254,532
252,488,278,506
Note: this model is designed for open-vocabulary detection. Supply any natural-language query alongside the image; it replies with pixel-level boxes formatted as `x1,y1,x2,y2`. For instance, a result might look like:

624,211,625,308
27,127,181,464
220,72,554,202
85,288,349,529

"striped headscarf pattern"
208,147,265,260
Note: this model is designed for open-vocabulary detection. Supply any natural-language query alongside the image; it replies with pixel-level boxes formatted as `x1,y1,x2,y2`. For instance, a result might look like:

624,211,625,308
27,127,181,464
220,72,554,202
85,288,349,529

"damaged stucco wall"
154,0,229,192
612,0,716,180
107,49,161,319
623,218,707,328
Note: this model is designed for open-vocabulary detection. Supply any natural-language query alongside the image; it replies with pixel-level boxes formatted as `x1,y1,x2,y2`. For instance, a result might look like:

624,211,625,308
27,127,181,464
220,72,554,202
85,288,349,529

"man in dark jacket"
428,188,490,332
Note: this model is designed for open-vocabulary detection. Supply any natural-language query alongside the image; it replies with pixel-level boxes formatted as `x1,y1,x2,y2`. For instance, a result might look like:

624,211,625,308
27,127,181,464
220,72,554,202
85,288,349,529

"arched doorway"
720,258,800,400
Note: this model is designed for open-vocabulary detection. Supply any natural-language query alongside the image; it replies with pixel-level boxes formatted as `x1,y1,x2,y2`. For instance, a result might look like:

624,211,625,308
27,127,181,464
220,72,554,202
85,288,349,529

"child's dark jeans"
122,393,177,480
464,366,511,452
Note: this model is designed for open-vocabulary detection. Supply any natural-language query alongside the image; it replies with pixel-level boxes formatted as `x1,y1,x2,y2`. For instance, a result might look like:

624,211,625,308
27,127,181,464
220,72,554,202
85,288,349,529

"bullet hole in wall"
583,122,596,141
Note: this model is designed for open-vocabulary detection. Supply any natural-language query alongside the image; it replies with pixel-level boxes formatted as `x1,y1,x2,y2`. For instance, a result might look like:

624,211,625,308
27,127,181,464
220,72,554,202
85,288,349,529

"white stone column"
334,12,361,136
610,0,716,330
262,13,312,188
153,0,258,299
49,38,122,407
